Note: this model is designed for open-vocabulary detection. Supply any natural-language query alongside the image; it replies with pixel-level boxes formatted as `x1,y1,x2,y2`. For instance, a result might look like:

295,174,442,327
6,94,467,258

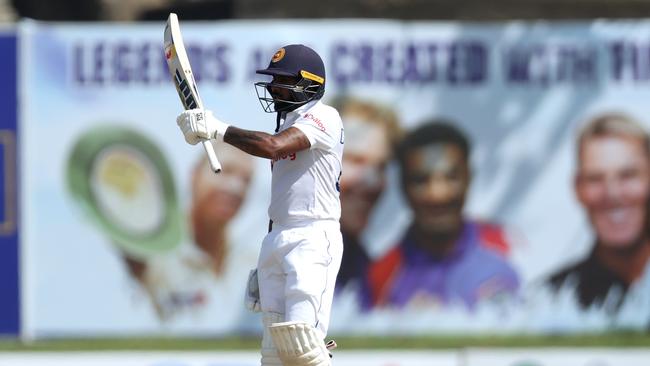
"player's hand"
176,109,229,145
245,268,261,312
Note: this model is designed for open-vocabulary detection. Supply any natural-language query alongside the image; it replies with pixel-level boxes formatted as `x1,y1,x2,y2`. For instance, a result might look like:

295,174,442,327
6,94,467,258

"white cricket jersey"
268,100,344,225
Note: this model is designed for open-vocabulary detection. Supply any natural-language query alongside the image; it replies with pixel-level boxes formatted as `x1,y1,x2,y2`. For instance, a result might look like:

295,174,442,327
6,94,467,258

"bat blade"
164,13,222,173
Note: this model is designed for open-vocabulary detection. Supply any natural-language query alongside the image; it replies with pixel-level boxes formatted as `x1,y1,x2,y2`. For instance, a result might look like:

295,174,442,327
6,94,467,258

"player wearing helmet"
255,46,325,111
176,44,344,366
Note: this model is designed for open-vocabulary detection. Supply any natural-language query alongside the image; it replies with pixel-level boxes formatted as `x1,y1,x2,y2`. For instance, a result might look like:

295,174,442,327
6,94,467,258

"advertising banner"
0,29,18,337
1,349,649,366
464,348,650,366
0,351,457,366
20,19,650,338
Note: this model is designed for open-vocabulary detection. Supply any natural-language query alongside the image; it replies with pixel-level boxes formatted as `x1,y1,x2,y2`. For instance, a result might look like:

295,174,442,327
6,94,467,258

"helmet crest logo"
271,48,286,63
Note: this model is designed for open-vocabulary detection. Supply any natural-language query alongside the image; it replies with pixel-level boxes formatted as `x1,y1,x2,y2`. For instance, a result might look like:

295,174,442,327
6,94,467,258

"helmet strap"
275,111,283,133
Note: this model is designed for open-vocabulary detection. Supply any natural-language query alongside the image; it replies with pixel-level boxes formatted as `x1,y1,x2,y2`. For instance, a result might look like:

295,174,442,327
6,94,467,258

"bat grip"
201,139,222,173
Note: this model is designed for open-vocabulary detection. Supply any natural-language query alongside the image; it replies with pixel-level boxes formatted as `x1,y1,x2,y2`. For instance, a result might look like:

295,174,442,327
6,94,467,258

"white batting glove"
176,108,229,145
245,268,261,313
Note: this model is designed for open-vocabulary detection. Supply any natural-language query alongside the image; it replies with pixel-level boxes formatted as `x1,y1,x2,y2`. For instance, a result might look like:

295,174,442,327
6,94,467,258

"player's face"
576,135,650,249
269,75,300,111
403,142,469,238
340,119,390,236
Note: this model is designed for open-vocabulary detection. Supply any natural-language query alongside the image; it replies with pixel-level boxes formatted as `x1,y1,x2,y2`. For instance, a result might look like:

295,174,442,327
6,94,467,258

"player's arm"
223,126,310,160
176,108,310,160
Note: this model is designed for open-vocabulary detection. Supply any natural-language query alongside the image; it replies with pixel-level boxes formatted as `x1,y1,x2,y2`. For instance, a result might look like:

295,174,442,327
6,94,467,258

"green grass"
1,332,650,352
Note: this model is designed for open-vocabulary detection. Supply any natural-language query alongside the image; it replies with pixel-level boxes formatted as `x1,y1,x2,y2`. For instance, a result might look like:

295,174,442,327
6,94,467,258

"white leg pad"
268,321,331,366
261,312,284,366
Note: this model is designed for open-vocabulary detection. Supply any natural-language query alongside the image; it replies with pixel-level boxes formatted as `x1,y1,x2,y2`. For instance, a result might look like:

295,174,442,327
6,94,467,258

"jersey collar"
287,99,320,119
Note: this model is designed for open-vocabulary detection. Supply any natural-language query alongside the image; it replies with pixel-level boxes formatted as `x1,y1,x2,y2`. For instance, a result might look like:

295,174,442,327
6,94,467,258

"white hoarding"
20,19,650,337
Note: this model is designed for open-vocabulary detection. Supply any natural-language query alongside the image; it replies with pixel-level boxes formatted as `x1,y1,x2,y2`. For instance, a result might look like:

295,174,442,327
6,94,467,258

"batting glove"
245,268,261,312
176,108,229,145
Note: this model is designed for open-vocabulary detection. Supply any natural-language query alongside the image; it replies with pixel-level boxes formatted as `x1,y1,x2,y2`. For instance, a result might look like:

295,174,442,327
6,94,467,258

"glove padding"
245,268,261,312
176,108,229,145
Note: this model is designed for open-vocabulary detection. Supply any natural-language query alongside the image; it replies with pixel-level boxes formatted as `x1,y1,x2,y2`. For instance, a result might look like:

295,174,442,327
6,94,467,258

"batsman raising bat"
176,44,344,366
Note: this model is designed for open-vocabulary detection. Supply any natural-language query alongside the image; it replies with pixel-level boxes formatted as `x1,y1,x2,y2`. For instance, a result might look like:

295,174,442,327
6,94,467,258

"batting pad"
268,321,331,366
261,312,284,366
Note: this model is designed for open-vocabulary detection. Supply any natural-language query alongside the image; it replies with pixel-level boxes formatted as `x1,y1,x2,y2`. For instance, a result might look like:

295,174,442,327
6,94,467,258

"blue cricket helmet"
256,44,326,85
255,44,326,113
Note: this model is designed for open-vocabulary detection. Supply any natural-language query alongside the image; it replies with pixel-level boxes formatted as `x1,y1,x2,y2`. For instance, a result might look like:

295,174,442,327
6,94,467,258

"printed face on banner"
340,118,391,236
403,143,470,239
192,143,254,226
576,135,650,249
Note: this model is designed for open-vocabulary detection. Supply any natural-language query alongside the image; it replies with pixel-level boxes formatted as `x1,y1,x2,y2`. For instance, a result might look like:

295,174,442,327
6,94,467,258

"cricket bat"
164,13,222,173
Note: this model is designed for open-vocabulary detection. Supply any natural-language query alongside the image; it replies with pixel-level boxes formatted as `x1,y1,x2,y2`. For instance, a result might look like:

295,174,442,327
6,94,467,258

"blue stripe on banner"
0,31,19,337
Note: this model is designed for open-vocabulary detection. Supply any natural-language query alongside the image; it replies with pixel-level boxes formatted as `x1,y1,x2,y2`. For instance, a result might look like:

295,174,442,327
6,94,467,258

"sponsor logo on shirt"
304,113,326,132
271,153,297,168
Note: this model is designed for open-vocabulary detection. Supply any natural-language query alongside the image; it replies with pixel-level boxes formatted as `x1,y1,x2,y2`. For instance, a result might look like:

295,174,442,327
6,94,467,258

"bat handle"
201,139,222,173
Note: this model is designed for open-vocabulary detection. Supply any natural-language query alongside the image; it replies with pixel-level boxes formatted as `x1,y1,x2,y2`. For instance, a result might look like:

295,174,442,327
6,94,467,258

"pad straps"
268,321,331,366
262,312,284,366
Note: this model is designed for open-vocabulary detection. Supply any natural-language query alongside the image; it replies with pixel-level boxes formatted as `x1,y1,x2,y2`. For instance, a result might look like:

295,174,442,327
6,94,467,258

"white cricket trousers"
257,219,343,337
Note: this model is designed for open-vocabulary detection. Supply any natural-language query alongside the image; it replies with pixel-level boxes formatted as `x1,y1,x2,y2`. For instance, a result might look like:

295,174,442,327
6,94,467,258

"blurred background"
2,1,650,366
7,0,650,21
